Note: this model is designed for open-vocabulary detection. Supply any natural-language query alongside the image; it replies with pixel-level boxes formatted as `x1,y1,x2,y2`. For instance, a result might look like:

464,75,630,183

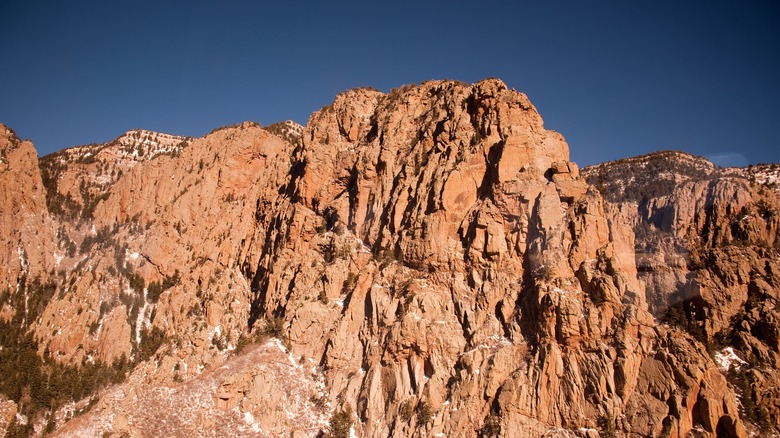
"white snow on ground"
93,316,104,339
15,413,27,425
134,286,149,347
17,246,28,271
270,337,289,354
93,174,113,185
56,341,333,436
714,347,748,372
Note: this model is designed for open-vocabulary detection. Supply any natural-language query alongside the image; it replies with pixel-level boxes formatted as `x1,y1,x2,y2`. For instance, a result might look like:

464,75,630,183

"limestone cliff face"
0,81,774,437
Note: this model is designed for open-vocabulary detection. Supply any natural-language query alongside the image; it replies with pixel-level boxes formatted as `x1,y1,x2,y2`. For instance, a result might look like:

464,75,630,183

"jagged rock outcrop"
0,124,55,294
242,80,743,437
1,81,775,437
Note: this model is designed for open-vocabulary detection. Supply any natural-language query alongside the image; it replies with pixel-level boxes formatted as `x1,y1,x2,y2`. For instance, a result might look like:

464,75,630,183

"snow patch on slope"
714,347,748,372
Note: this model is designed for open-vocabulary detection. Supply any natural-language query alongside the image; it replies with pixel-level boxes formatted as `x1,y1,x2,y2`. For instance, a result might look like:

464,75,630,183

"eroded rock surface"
585,151,780,435
1,82,776,437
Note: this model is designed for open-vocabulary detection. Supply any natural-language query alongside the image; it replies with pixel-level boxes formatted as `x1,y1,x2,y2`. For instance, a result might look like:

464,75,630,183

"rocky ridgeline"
56,129,190,166
37,129,191,220
730,163,780,197
0,79,778,437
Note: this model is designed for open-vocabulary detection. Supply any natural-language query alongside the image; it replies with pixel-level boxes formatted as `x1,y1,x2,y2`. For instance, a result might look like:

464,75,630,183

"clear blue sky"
1,1,778,167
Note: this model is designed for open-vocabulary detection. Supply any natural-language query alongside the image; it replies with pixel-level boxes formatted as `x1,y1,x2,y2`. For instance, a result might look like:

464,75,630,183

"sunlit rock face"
584,151,780,436
0,124,55,295
3,80,779,437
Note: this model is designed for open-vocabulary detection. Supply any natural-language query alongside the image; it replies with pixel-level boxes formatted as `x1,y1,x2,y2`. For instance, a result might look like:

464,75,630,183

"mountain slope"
1,80,777,437
38,129,191,220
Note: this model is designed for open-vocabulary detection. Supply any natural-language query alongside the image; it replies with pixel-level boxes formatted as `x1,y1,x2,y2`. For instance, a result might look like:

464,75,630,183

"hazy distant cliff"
1,79,778,437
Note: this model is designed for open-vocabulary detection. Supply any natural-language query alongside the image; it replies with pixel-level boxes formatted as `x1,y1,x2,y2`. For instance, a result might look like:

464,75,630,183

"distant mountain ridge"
52,128,191,170
582,150,780,204
37,129,191,220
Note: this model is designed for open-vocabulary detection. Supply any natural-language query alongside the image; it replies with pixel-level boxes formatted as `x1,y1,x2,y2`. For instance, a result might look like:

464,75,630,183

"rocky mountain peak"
0,122,20,147
0,124,24,167
0,122,54,302
110,128,190,158
56,128,190,166
37,128,191,221
585,150,780,437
